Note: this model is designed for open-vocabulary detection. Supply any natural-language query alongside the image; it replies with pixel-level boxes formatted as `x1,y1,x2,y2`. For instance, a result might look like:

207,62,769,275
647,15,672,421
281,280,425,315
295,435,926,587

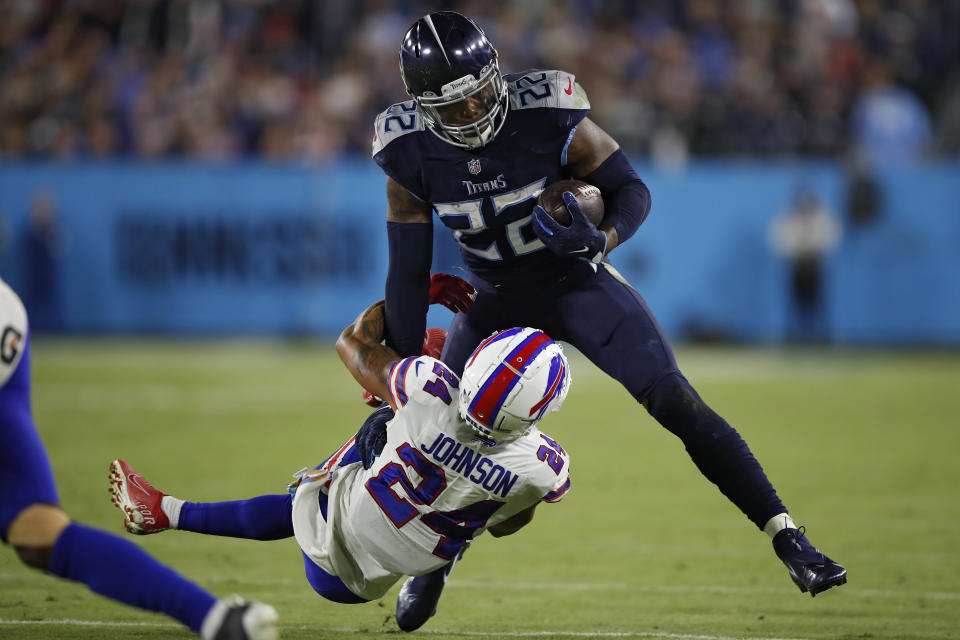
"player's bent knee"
645,373,700,415
645,373,726,438
7,504,70,551
13,544,56,570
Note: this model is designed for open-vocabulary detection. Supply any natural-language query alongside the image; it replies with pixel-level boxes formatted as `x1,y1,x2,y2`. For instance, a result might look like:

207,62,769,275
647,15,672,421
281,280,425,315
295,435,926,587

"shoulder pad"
387,356,461,410
0,280,28,388
372,100,426,157
506,69,590,112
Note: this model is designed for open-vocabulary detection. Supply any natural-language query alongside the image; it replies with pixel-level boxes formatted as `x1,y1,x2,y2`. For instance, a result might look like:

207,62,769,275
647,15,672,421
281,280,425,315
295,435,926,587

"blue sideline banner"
1,160,958,343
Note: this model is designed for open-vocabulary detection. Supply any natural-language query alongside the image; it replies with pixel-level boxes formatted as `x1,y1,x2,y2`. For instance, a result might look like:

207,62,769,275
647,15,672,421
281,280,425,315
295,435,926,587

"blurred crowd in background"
1,0,959,164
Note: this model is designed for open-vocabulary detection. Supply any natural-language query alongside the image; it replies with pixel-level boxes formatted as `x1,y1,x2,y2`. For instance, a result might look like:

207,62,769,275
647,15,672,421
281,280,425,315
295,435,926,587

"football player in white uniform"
110,285,572,632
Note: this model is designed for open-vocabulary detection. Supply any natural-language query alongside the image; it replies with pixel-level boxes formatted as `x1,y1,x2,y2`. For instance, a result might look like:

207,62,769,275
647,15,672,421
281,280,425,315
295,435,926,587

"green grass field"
2,340,959,640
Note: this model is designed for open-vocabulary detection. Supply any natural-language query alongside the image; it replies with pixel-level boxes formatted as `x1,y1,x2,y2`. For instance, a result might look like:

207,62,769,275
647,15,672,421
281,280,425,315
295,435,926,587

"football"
537,179,605,227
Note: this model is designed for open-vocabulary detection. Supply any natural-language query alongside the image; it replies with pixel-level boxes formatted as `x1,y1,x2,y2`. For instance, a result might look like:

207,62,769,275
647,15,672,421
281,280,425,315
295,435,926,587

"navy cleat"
395,547,467,632
773,527,847,596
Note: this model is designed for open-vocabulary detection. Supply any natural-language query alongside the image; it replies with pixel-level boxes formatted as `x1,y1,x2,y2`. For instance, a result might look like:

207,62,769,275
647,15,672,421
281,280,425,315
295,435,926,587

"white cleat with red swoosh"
109,459,170,534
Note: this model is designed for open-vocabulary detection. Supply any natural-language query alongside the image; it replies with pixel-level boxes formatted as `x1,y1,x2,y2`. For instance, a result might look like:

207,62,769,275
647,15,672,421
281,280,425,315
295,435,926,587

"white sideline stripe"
2,572,958,600
0,619,175,628
303,628,812,640
0,620,810,640
449,580,960,601
162,576,960,600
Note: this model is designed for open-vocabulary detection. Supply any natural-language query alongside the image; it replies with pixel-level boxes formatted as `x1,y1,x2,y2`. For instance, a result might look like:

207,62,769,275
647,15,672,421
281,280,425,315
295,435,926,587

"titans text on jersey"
373,69,590,289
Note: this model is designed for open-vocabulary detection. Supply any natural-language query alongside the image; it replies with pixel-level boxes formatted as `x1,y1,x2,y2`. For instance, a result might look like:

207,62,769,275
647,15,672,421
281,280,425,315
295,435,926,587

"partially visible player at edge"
372,10,847,630
107,280,572,632
0,278,278,640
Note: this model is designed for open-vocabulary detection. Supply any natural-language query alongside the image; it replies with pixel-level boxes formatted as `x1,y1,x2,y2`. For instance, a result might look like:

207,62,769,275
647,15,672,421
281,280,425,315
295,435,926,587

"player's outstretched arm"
487,504,537,538
385,177,435,357
350,274,472,407
337,300,402,409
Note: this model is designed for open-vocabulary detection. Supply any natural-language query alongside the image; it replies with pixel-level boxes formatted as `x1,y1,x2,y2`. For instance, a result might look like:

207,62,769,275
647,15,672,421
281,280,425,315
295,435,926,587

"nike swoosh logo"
128,473,150,494
565,78,573,95
570,246,591,254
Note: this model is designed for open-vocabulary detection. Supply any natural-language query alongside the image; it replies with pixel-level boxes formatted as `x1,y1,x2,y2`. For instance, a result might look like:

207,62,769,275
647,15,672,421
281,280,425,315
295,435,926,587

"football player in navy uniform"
371,11,847,631
0,279,277,640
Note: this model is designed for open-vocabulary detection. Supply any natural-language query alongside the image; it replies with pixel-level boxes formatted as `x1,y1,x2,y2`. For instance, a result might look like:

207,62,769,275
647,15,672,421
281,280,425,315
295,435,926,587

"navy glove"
355,404,394,469
533,191,607,264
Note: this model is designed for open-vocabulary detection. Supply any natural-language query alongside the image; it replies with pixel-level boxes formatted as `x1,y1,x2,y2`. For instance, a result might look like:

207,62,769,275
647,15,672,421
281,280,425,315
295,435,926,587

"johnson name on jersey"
0,279,28,389
291,355,570,600
371,70,592,288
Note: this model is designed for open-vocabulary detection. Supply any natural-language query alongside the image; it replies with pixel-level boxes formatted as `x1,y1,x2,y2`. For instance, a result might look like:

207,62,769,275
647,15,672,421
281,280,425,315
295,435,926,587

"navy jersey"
372,69,590,289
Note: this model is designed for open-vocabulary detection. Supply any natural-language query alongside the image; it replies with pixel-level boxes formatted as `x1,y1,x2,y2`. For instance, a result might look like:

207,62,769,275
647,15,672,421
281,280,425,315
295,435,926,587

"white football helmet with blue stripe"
459,327,571,444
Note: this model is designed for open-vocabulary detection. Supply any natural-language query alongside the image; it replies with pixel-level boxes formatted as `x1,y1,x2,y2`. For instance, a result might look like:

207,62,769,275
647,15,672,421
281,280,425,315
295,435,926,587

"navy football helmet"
399,12,508,149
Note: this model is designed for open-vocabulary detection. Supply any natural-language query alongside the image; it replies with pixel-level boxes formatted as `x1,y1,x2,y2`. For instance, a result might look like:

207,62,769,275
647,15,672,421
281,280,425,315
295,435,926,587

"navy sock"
178,494,294,540
645,373,786,529
48,522,215,633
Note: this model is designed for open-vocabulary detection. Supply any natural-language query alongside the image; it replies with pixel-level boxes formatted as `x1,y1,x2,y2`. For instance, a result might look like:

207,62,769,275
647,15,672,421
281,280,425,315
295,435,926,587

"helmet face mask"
399,12,509,149
459,328,571,445
420,64,506,148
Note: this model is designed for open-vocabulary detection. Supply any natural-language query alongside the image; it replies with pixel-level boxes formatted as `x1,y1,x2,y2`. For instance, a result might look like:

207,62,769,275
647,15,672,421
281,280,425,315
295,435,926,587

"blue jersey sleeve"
0,283,60,540
505,69,591,149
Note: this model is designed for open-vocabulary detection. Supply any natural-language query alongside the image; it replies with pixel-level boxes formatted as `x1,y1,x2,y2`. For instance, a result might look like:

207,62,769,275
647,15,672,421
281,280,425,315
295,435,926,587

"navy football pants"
442,262,785,529
442,262,677,398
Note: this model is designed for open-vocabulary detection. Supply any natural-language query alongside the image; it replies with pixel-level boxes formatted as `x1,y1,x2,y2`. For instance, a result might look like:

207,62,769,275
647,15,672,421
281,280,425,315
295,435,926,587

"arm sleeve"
385,221,433,357
583,148,652,246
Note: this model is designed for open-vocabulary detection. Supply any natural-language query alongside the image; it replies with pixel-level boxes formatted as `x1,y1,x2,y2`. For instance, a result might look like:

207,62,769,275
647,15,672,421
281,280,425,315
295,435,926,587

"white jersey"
292,355,571,600
0,279,28,389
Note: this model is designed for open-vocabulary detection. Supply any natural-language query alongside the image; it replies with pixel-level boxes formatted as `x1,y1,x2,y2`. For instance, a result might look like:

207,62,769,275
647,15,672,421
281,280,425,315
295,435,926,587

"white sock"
161,495,184,529
199,597,234,640
763,512,797,539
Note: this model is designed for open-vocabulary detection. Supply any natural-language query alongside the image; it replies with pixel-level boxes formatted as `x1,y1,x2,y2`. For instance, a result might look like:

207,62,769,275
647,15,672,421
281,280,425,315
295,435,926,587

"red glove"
363,389,383,407
421,327,447,359
362,327,448,406
429,273,476,314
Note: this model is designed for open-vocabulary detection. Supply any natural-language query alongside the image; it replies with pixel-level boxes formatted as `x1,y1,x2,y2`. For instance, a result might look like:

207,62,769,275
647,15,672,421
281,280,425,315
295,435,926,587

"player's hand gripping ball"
536,179,605,227
533,180,607,264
